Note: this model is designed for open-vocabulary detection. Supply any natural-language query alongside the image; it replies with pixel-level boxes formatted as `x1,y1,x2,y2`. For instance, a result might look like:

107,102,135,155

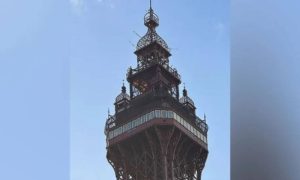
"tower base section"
107,125,208,180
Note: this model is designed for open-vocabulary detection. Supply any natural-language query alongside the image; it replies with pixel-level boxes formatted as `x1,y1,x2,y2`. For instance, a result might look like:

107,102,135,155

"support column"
197,170,202,180
176,85,179,100
145,130,157,180
163,153,168,180
130,83,133,99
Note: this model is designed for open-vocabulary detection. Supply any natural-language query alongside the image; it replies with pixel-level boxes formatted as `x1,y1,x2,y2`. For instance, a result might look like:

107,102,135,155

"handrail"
196,116,208,134
127,62,181,81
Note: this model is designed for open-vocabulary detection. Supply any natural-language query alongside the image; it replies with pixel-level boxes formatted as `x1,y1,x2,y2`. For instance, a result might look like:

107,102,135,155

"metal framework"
105,4,208,180
107,126,207,180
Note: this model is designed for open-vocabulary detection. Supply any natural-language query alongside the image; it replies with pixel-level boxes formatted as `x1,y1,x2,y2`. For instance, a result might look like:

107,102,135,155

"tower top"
136,1,170,54
144,1,159,30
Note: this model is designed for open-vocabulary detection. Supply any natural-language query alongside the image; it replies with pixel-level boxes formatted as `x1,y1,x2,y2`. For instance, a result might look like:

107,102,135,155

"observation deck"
127,61,181,82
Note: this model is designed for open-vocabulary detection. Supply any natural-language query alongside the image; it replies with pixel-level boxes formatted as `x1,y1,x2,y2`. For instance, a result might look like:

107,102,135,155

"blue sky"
70,0,229,180
0,1,70,179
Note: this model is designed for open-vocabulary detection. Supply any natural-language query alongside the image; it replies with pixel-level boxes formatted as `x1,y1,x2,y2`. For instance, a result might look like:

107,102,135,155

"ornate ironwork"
105,2,208,180
127,61,181,82
179,96,195,106
137,6,169,53
106,127,208,180
115,92,130,103
136,29,169,51
105,115,116,136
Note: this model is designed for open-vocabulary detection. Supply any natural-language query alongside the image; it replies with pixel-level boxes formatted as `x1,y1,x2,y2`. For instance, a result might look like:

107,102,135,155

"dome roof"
179,87,195,106
136,30,169,51
136,7,169,52
179,96,195,106
115,92,130,103
115,83,130,103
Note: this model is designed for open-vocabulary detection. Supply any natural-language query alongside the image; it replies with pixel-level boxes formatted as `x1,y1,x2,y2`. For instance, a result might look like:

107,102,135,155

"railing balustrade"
106,109,208,145
127,62,181,81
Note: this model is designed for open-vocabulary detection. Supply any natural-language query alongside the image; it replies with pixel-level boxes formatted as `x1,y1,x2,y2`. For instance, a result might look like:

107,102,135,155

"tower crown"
135,3,170,59
136,27,169,52
128,3,180,99
144,7,159,29
144,0,158,29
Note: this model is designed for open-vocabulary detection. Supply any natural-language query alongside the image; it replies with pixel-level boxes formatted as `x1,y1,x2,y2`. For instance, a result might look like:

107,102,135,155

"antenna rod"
128,41,135,48
150,0,152,9
133,30,142,38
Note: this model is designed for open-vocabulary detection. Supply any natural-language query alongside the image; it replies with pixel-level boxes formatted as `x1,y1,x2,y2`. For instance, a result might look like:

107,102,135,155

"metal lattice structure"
105,4,208,180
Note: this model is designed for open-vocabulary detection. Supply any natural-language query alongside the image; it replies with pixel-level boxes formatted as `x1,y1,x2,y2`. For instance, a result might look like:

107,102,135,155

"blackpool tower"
104,2,208,180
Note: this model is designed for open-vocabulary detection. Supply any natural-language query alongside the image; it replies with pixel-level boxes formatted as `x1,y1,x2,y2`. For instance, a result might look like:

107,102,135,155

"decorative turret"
135,1,171,68
179,85,196,113
114,81,130,113
144,2,159,30
126,1,180,100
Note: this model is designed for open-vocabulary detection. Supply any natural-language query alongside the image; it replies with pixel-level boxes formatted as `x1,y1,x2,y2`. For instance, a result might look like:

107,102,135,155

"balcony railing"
196,116,208,134
106,109,208,145
104,115,116,135
127,62,181,81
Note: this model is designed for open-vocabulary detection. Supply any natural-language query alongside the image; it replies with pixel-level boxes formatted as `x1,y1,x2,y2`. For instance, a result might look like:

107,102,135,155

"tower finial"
183,83,187,97
122,80,126,93
143,0,158,30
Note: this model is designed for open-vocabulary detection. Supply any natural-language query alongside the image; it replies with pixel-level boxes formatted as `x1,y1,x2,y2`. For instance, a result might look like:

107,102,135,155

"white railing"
107,109,207,144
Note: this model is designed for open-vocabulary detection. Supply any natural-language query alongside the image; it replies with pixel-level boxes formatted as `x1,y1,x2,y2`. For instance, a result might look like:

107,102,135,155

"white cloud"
109,3,115,9
215,22,225,34
70,0,86,15
96,0,115,9
69,0,116,14
214,22,226,41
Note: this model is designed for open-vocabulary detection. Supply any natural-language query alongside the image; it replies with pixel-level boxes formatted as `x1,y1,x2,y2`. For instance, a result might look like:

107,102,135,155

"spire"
144,0,159,30
180,83,195,107
183,83,187,97
121,80,126,93
135,0,170,59
115,80,130,103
